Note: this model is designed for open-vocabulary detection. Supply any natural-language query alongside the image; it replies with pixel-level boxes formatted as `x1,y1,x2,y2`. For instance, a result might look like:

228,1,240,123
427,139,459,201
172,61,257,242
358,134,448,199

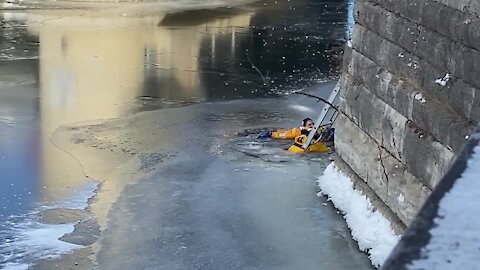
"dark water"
0,0,368,269
155,1,348,99
139,0,353,111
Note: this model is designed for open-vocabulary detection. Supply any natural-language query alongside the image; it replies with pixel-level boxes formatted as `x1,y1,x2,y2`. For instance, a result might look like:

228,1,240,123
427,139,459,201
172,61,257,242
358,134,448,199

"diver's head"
302,118,314,128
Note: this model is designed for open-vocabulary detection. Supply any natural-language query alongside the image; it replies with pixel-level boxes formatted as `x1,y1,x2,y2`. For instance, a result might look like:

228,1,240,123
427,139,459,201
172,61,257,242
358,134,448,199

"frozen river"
0,0,372,269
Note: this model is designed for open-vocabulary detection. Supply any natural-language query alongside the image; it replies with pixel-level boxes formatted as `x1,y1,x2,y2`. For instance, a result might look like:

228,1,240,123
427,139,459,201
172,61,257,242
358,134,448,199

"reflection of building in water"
26,13,148,201
23,9,251,214
144,9,252,101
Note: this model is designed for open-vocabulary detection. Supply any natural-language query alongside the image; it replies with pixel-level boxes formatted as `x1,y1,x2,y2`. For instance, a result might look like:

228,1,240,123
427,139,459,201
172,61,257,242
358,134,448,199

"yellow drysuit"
271,127,303,140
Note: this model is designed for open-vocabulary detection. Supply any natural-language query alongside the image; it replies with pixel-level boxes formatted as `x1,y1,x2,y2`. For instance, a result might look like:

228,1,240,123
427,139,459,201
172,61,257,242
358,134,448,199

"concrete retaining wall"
336,0,479,227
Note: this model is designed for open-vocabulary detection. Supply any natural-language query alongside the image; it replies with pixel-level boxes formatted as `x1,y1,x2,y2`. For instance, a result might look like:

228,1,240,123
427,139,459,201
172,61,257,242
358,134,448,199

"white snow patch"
347,40,353,48
414,93,426,104
317,163,399,268
0,181,97,268
408,144,480,269
14,223,78,254
0,222,79,268
398,194,405,203
435,73,451,86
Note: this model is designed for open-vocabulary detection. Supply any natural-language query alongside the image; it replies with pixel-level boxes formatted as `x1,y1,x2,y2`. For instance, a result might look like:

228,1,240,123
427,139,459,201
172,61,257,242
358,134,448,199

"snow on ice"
408,144,480,269
317,163,399,268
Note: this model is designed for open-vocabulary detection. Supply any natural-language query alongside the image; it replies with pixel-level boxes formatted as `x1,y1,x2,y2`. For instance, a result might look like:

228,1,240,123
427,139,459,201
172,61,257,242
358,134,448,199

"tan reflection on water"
23,7,252,224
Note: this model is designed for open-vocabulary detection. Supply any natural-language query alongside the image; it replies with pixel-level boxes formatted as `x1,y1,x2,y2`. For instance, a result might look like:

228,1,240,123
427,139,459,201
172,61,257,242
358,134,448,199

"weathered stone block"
402,121,456,188
334,113,431,225
334,156,408,232
355,1,421,54
369,0,406,18
382,145,429,225
339,76,407,161
355,2,480,90
339,73,457,188
334,113,389,203
345,34,480,127
415,27,457,72
371,0,480,51
342,41,353,71
432,0,480,15
351,25,425,88
344,49,475,152
350,25,479,129
449,45,480,90
410,95,472,152
422,65,480,124
346,50,413,118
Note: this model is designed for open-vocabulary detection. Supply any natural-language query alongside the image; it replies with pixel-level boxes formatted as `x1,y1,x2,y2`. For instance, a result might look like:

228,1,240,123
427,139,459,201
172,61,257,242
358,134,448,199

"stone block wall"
336,0,479,226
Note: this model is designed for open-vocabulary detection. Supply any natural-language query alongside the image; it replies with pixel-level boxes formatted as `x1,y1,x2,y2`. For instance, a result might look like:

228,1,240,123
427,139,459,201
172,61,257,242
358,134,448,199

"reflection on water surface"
1,0,351,203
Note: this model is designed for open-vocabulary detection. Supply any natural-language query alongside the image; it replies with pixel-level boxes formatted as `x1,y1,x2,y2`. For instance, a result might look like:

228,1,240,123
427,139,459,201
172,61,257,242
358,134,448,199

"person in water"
257,117,334,143
271,117,314,139
257,118,319,139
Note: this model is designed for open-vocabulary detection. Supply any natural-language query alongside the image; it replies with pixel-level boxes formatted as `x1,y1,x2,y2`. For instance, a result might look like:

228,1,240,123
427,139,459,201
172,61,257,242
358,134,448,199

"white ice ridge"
408,144,480,270
317,163,399,268
0,222,79,269
0,181,97,269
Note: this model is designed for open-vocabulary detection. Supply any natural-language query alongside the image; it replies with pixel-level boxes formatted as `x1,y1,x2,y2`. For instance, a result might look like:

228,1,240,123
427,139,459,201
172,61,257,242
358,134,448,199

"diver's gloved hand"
257,130,272,139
